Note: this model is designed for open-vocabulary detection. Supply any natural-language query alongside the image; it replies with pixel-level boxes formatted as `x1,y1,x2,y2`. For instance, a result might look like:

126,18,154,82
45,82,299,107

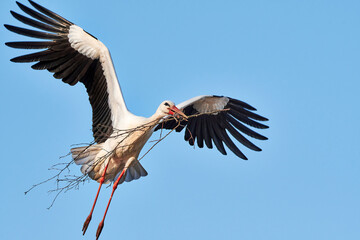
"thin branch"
25,109,227,208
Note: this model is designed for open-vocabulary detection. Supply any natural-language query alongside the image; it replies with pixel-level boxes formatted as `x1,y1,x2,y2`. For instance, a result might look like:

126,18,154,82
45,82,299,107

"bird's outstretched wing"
155,95,268,160
5,0,128,143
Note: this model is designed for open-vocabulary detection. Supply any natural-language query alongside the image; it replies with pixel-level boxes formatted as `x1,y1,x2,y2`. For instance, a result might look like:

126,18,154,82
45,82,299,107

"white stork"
5,1,269,239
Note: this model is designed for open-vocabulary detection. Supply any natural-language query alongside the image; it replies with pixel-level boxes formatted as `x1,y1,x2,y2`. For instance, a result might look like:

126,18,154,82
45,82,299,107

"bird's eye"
164,102,170,107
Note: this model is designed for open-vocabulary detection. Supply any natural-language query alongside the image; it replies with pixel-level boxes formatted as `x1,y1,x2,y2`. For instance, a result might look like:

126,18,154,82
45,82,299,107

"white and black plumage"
5,1,268,239
155,95,268,160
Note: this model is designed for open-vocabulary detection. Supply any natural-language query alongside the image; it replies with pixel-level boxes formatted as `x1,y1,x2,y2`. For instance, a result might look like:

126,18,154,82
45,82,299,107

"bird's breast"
112,125,154,160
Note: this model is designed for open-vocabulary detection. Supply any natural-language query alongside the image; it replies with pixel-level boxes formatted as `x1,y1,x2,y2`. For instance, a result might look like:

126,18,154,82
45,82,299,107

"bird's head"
158,100,188,120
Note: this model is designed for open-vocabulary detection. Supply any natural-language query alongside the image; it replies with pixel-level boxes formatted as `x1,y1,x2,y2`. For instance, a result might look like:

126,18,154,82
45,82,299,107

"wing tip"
10,10,17,17
16,1,25,9
219,148,227,155
4,24,11,30
236,152,248,160
28,0,40,8
260,116,269,121
253,147,262,152
31,63,42,70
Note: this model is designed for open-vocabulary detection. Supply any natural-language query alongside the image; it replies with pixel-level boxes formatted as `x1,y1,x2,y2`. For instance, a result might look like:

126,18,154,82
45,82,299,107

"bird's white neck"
147,111,166,126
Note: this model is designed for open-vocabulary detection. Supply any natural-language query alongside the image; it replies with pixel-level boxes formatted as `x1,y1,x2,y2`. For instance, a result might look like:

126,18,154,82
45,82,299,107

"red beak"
168,106,188,120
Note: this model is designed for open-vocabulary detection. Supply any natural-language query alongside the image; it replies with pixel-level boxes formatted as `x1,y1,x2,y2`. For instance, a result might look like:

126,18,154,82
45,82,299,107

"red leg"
96,168,126,240
82,160,111,235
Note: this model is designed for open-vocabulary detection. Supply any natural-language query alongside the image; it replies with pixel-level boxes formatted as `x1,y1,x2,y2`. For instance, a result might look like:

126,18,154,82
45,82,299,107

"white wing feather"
176,95,229,114
68,25,129,126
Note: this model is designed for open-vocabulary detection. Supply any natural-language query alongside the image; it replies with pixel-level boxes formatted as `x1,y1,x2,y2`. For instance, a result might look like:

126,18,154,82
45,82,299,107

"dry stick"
185,127,196,149
24,109,228,207
24,142,98,195
43,124,152,208
138,120,181,162
28,119,159,199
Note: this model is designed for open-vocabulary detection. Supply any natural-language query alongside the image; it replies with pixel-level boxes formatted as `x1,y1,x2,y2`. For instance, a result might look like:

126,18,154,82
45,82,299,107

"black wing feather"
155,96,268,160
10,11,66,33
5,41,58,49
223,119,261,151
4,24,62,40
196,116,204,148
228,97,257,111
226,114,268,140
216,122,247,159
208,116,227,155
202,120,213,149
227,101,268,121
185,118,197,146
28,0,73,26
229,109,269,129
16,1,68,28
6,1,114,143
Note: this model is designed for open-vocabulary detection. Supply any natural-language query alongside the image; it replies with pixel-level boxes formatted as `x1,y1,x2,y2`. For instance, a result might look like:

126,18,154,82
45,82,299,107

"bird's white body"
72,106,171,183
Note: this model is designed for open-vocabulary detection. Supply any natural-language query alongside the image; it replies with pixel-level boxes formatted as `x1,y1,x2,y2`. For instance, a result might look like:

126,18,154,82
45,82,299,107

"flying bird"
5,1,269,239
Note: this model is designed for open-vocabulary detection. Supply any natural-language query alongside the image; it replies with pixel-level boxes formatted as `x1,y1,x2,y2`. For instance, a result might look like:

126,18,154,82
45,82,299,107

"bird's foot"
96,220,104,240
82,214,92,235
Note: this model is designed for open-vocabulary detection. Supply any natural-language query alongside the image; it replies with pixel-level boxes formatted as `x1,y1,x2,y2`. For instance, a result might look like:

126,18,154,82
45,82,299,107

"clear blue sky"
1,0,359,239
